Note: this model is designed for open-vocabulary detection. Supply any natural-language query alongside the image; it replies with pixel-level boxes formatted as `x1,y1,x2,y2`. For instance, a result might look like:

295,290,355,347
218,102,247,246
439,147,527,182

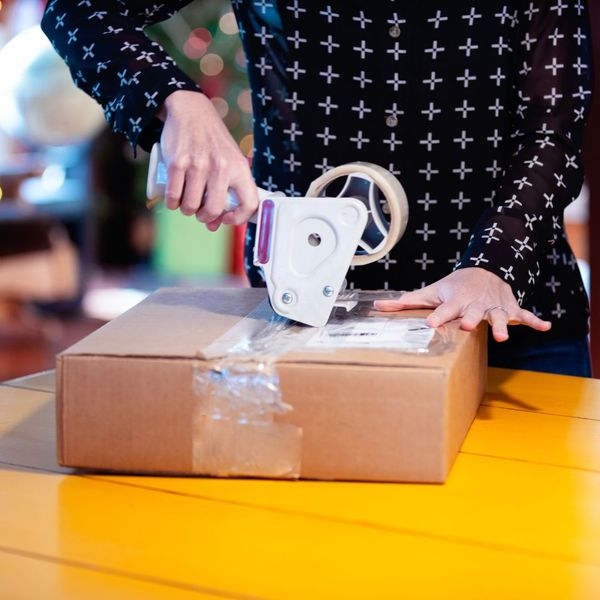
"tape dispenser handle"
146,143,268,221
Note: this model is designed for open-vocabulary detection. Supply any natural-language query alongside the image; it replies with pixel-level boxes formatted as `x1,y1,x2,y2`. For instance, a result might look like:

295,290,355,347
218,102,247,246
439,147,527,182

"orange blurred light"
239,134,254,157
237,89,252,113
200,53,224,76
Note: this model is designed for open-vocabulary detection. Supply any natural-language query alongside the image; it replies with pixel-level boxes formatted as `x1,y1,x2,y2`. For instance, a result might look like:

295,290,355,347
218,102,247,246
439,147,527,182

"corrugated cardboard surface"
58,288,487,482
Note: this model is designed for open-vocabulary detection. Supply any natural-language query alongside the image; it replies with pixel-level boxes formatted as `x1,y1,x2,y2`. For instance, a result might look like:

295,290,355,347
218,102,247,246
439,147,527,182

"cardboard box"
57,288,487,483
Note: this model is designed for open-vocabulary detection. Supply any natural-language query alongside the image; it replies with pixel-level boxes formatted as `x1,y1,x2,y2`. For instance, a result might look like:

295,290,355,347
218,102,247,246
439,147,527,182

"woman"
42,1,594,375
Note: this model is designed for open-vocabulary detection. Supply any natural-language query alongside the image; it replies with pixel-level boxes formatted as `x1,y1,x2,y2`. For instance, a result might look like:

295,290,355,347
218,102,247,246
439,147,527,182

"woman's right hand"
157,90,258,231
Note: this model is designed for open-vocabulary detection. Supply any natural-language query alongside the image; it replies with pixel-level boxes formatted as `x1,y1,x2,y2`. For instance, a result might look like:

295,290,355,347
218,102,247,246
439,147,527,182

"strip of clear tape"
192,290,455,479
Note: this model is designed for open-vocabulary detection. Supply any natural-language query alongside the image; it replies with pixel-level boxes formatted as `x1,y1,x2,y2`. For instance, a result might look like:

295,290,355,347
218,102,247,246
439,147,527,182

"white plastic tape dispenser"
147,143,409,326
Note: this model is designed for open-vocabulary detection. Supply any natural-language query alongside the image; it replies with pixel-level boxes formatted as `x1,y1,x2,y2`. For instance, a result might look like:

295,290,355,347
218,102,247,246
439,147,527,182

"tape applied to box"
192,291,455,478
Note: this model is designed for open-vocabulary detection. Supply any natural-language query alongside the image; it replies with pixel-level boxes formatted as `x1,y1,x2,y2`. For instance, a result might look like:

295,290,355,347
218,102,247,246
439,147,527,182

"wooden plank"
93,449,600,568
2,369,56,393
464,404,600,471
486,368,600,420
1,372,600,597
3,393,600,568
0,550,226,600
0,465,599,600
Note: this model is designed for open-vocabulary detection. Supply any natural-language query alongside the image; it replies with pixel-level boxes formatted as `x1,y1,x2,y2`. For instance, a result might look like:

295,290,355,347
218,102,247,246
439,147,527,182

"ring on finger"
485,305,509,319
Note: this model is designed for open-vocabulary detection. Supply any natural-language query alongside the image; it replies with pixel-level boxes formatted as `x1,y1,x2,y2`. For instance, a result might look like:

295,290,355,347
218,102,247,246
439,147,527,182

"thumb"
374,286,439,312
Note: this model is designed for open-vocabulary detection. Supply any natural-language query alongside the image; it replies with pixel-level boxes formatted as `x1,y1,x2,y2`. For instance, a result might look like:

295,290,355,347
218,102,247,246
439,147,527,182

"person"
42,1,594,376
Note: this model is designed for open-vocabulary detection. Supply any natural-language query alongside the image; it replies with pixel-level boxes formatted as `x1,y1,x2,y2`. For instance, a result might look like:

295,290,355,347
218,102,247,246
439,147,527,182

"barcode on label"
305,318,436,350
327,332,378,337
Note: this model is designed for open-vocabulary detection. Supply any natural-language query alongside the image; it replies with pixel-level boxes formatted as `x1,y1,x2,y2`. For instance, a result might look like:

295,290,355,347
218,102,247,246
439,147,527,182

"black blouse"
42,0,594,341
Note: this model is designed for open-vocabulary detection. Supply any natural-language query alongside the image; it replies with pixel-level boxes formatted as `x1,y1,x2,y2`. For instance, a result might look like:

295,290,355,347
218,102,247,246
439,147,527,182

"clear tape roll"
307,162,409,266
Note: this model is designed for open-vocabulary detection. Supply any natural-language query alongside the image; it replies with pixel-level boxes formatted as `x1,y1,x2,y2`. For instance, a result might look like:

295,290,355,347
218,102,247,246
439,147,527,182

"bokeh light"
183,39,206,59
211,96,229,119
192,27,212,45
200,53,224,76
150,6,254,178
239,134,254,157
183,28,212,59
219,12,239,35
237,88,252,113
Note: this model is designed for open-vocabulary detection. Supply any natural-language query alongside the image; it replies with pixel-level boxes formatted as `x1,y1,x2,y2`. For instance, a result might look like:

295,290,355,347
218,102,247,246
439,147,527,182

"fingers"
164,156,256,227
196,159,228,224
159,94,257,226
514,308,552,332
164,163,185,210
374,286,439,312
179,165,207,216
222,172,259,226
375,267,555,341
426,302,462,328
486,307,509,342
373,299,406,312
205,214,225,232
485,306,551,342
379,296,462,327
460,305,486,331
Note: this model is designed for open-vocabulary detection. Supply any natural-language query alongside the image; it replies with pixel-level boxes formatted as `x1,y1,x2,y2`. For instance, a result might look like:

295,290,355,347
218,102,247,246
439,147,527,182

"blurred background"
0,0,594,380
0,0,254,379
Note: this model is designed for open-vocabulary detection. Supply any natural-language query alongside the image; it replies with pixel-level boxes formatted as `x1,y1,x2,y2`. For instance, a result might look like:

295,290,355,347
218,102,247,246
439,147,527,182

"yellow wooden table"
0,368,599,599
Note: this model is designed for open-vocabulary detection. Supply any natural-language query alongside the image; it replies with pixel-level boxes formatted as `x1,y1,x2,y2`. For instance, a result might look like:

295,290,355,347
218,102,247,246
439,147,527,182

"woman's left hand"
373,267,552,342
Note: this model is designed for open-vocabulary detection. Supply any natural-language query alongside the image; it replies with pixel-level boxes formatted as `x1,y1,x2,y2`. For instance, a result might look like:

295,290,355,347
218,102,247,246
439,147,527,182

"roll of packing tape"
306,162,409,266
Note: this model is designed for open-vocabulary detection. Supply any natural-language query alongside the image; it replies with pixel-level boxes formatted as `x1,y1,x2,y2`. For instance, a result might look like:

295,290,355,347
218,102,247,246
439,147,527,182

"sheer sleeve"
455,0,593,305
41,0,201,151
